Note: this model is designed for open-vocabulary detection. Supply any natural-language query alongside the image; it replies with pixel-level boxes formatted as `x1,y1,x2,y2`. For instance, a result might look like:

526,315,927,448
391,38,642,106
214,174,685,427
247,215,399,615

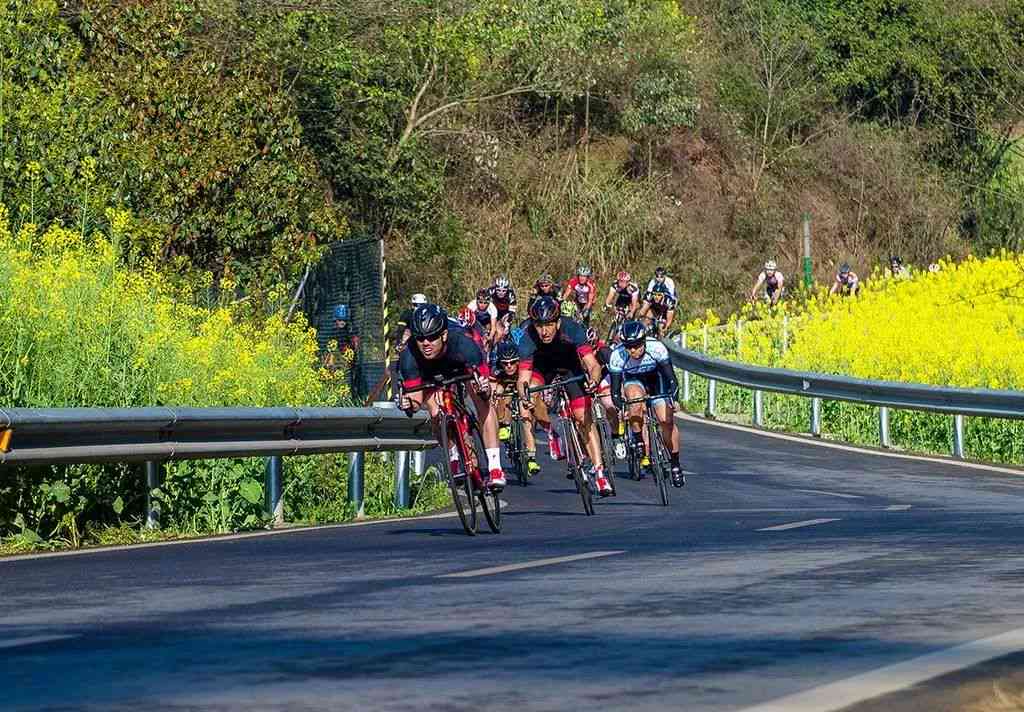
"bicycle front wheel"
595,407,617,495
440,417,478,534
562,419,594,516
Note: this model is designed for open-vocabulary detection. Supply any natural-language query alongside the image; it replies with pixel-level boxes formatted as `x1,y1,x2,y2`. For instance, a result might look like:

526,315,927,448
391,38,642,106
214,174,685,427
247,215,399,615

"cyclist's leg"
568,382,601,470
469,383,505,488
493,384,511,439
623,381,647,457
651,387,683,485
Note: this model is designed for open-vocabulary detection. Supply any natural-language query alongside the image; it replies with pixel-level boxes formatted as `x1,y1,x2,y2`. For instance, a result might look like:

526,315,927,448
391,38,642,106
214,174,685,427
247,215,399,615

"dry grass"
967,683,1024,712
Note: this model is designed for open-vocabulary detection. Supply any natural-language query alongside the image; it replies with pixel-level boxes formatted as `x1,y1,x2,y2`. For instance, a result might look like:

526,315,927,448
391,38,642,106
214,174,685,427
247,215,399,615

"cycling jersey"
566,276,597,306
643,293,677,319
764,272,781,295
645,276,677,301
399,327,489,390
836,274,859,294
526,286,561,315
608,338,677,404
487,286,518,318
610,282,640,309
467,300,498,330
517,317,593,404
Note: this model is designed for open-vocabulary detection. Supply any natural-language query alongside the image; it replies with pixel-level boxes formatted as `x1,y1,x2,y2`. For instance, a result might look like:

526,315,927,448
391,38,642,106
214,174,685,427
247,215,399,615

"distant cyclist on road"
887,255,910,280
604,271,640,319
526,273,562,315
491,340,541,477
637,283,677,337
750,260,785,306
830,263,861,297
609,320,684,487
561,265,598,325
398,304,506,491
645,266,677,302
467,288,499,346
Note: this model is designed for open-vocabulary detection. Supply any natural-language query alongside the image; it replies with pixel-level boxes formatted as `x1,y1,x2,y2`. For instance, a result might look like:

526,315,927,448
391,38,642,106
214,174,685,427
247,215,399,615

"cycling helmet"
764,259,777,272
577,265,592,277
616,270,631,282
839,262,851,276
620,320,647,346
332,304,350,321
529,295,560,323
655,266,667,279
494,275,510,289
890,255,902,266
650,284,670,300
538,273,554,288
456,306,475,327
586,327,598,345
410,293,427,306
496,341,520,364
410,304,448,340
475,288,490,301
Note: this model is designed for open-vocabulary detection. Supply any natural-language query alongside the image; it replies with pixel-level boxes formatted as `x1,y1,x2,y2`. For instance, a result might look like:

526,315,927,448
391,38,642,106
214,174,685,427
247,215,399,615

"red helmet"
616,270,631,282
456,306,475,326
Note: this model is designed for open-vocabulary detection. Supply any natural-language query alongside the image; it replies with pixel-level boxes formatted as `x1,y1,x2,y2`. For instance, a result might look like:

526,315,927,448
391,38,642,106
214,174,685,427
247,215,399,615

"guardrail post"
412,449,426,478
145,460,161,529
953,414,965,459
681,332,690,402
395,451,411,509
265,456,284,526
754,390,764,427
348,451,365,517
811,398,822,437
706,379,717,419
879,407,891,448
702,324,709,352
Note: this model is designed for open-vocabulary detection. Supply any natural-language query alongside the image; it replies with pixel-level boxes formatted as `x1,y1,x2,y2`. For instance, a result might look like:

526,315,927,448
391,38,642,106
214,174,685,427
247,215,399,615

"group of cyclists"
749,254,909,304
396,266,685,503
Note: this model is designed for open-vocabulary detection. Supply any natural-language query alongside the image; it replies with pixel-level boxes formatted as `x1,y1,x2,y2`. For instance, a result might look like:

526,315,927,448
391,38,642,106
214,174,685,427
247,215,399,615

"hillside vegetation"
3,0,1023,318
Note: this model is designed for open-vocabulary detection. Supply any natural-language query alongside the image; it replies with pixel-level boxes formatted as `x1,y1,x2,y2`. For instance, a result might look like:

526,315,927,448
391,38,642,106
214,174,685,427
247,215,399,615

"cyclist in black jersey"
750,260,785,306
604,270,640,318
638,283,677,336
467,288,498,346
525,273,562,315
491,340,541,476
830,263,861,297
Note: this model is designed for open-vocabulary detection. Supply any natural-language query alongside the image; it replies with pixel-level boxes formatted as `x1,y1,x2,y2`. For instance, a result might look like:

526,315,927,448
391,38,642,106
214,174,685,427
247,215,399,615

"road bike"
605,305,629,344
530,374,600,515
497,388,531,487
623,393,675,507
592,397,618,496
403,373,501,535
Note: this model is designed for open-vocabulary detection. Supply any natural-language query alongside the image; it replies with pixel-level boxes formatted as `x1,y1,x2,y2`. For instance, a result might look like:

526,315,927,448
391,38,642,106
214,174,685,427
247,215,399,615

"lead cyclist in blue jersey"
609,320,684,487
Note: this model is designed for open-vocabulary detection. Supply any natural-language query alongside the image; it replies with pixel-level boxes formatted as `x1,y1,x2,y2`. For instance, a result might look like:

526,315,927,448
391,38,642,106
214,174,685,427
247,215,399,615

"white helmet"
494,275,510,289
764,260,777,271
411,293,428,306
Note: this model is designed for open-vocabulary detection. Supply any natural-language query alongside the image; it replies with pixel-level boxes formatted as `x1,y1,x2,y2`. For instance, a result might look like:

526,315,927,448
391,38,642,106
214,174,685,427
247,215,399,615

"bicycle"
592,397,618,495
605,305,629,343
529,374,598,516
403,373,501,535
497,389,531,487
623,393,675,507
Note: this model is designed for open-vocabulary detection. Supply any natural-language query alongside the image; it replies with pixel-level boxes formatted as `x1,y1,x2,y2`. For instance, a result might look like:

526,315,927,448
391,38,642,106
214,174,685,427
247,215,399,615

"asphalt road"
4,418,1024,711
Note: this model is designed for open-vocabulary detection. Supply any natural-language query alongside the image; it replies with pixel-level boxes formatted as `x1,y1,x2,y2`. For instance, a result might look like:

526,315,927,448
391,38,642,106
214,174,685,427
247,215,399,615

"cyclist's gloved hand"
612,395,624,412
399,393,417,416
473,372,492,397
540,389,556,409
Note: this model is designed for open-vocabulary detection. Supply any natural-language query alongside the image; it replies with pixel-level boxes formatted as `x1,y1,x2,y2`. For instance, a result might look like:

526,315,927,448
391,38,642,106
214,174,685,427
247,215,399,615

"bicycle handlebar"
622,393,674,405
527,374,588,394
401,372,475,395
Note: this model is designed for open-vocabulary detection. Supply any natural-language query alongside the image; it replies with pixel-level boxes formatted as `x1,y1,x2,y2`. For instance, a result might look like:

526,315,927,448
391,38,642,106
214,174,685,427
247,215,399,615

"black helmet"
529,295,560,323
496,341,519,363
620,320,646,346
890,254,902,266
655,266,667,278
839,262,851,275
410,304,448,340
476,288,490,300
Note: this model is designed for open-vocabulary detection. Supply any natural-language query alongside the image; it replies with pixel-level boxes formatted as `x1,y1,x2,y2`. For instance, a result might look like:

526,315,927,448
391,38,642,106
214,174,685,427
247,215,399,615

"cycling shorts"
622,371,672,405
530,370,589,411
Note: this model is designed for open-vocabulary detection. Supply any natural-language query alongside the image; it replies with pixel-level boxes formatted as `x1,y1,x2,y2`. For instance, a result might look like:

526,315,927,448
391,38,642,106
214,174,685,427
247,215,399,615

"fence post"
145,460,161,529
395,451,411,509
736,319,744,358
348,451,365,517
811,398,822,437
781,314,789,355
265,455,284,526
754,390,764,427
706,379,717,419
412,450,426,478
879,407,891,448
702,324,709,352
681,332,690,403
953,414,965,459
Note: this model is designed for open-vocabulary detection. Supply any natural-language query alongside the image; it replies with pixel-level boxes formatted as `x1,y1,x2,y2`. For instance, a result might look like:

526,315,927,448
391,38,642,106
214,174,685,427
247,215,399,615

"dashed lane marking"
794,489,864,499
757,518,841,532
885,504,913,511
438,550,626,579
0,635,79,650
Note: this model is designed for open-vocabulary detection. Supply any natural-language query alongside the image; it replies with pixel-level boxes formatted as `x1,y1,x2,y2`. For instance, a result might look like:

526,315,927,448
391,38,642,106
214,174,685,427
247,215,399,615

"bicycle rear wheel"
510,418,529,487
562,418,594,516
465,412,502,534
440,418,478,534
595,407,617,495
648,418,671,507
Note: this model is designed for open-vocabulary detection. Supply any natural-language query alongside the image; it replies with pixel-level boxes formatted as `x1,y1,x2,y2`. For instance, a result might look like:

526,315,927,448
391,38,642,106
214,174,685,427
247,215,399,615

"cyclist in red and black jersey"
399,304,506,490
604,271,640,317
466,289,499,346
491,340,541,476
561,265,598,325
516,297,612,496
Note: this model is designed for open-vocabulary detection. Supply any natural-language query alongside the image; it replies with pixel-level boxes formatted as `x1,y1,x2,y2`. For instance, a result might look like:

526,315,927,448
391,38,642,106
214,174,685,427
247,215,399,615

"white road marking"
0,634,78,650
676,412,1024,476
794,489,864,499
736,627,1024,712
885,504,913,511
439,550,626,579
757,518,841,532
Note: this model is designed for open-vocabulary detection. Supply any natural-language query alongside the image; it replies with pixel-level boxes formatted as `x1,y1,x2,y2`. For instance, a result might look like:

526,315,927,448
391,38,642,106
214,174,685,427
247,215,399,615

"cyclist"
491,340,541,476
398,304,506,491
637,283,677,337
588,326,627,460
398,293,428,349
645,266,677,302
609,320,684,487
526,273,561,315
830,263,861,297
604,271,640,320
888,254,910,280
487,275,518,341
467,288,499,346
561,265,598,325
750,260,785,306
516,296,612,497
456,306,487,350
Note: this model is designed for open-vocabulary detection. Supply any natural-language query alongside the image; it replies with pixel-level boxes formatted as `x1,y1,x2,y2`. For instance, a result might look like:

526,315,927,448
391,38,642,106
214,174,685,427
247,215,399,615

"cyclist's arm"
604,286,617,309
397,348,425,412
751,272,765,299
664,308,675,331
629,289,640,316
637,301,651,319
829,279,839,295
508,288,518,313
584,280,597,310
580,350,603,389
559,280,574,303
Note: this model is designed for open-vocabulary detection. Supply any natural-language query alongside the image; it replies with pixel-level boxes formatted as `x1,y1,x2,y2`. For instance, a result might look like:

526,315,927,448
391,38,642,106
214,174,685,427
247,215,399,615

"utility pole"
802,212,813,290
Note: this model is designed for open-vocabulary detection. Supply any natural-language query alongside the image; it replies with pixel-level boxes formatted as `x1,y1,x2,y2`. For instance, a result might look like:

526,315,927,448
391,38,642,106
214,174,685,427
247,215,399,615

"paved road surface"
4,419,1024,711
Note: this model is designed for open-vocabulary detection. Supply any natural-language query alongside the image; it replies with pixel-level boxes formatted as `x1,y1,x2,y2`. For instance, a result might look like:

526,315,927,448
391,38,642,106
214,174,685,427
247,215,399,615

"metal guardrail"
0,405,436,527
666,339,1024,459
